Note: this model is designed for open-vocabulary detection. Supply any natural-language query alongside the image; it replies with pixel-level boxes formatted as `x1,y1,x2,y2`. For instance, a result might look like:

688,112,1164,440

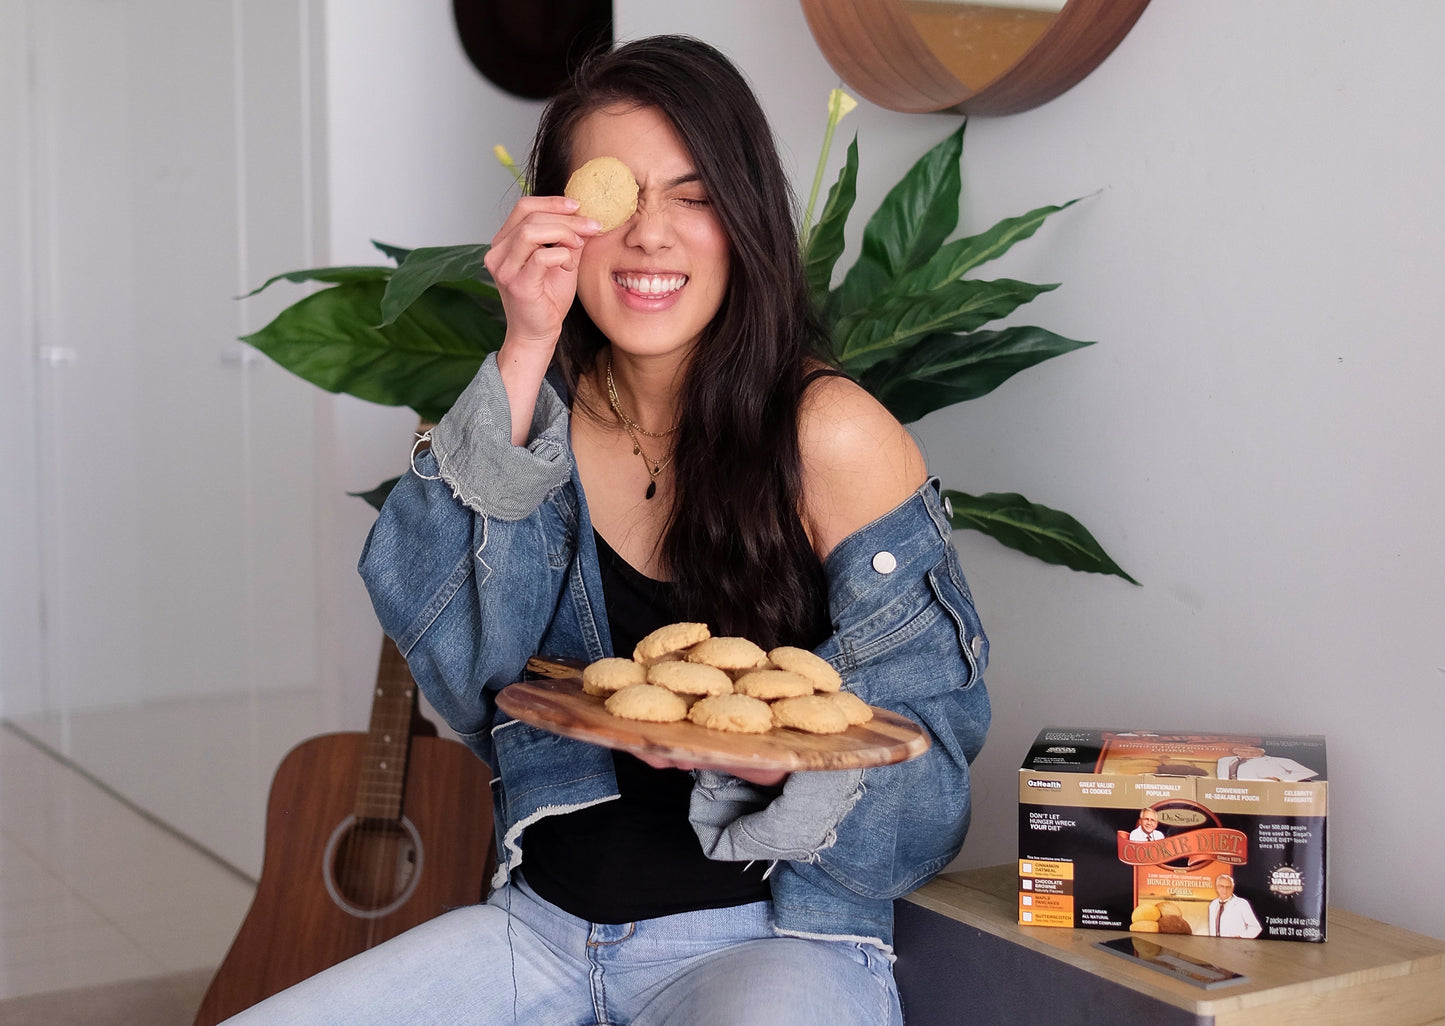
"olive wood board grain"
497,675,930,772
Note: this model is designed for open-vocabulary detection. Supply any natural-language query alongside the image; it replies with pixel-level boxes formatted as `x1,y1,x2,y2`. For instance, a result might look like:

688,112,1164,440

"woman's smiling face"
570,104,730,363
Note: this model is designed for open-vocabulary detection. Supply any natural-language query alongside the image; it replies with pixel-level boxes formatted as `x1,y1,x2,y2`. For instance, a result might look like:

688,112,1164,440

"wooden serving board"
497,676,930,772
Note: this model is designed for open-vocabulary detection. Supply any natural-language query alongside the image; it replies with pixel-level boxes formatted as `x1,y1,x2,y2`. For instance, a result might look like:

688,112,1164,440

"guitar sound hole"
326,817,421,914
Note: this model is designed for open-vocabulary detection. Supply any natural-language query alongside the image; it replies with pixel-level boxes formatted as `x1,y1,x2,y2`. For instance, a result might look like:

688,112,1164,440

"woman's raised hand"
484,196,601,444
485,196,600,354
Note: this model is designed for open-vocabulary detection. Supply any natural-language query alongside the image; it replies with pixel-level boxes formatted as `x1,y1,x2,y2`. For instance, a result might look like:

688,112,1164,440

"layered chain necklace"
605,355,679,500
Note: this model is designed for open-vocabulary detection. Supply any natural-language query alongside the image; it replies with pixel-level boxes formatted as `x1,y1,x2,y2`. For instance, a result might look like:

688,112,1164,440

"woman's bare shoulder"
798,373,927,559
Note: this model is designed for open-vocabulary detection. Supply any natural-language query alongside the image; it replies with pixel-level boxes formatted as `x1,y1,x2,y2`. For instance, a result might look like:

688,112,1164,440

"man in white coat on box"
1207,874,1262,938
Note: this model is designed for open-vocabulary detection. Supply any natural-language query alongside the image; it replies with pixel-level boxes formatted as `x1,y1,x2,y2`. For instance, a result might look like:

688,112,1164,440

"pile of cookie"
1129,901,1193,935
581,622,872,735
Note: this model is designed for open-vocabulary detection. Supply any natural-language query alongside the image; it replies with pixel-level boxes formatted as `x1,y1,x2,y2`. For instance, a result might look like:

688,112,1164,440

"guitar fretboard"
354,637,416,820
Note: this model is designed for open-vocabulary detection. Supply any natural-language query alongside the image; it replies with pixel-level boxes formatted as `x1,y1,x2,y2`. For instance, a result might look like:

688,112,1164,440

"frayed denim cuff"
429,353,571,521
690,767,865,863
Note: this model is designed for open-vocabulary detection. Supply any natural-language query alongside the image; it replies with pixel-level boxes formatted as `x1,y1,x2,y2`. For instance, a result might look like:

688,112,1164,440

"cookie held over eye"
604,684,689,723
564,156,639,232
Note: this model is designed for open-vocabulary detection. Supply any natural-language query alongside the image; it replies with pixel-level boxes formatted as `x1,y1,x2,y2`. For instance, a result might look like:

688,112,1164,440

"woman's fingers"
486,216,592,286
483,196,603,347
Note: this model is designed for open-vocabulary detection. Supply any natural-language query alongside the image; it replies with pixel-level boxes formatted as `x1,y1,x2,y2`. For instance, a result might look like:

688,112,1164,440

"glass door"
5,0,335,879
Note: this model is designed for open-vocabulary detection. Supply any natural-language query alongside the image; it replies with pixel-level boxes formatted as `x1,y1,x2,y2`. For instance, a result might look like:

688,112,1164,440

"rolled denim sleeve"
428,352,571,520
689,482,991,901
358,354,576,763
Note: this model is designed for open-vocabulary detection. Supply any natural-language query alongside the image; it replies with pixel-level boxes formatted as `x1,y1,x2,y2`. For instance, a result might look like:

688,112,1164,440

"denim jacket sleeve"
689,480,991,901
357,353,576,761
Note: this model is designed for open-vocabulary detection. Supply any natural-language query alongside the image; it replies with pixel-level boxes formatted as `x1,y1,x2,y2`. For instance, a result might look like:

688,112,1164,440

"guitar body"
193,730,493,1024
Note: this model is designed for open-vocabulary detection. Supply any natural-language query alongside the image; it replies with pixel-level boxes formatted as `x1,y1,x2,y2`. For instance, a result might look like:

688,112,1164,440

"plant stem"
800,89,854,252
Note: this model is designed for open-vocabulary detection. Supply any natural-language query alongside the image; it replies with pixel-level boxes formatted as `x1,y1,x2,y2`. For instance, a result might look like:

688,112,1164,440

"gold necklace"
605,356,678,500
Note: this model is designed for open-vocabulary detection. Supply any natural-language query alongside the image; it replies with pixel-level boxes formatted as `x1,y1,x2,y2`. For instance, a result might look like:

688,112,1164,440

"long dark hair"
528,36,835,650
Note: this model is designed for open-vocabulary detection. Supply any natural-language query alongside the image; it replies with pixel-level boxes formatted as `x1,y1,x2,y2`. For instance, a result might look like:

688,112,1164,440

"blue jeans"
222,878,903,1025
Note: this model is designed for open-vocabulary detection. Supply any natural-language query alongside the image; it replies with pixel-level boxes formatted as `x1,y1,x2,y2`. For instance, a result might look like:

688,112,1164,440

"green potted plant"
244,92,1134,583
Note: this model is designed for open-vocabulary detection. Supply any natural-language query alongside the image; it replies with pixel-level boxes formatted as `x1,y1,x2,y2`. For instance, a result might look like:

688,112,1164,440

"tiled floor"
0,724,255,1000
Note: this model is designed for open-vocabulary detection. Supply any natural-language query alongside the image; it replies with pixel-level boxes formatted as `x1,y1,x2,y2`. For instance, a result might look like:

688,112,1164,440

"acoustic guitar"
193,637,494,1024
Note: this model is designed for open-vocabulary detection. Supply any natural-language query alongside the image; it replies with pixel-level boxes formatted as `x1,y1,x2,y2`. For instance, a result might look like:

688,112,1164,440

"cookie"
633,622,710,666
767,646,842,693
581,657,647,696
1131,904,1161,923
1129,920,1160,934
564,156,639,232
1157,914,1192,935
771,694,850,735
732,669,814,700
685,636,768,672
647,659,733,697
687,693,774,734
827,690,873,726
604,683,688,723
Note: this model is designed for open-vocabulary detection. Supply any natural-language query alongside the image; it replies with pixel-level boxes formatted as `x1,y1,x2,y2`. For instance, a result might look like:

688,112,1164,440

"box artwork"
1018,728,1327,942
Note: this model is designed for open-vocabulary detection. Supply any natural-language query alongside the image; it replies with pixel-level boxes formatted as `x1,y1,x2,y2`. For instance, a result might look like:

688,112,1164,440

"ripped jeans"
221,875,903,1026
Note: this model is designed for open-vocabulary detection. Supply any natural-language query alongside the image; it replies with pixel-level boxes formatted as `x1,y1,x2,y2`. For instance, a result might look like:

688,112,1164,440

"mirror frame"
799,0,1152,115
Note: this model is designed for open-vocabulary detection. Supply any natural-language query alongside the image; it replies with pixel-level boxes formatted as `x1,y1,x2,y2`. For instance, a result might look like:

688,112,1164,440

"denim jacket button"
871,551,897,574
971,635,983,658
942,495,954,519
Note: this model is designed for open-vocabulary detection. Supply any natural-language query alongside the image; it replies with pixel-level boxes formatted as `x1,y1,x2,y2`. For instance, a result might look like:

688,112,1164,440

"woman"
230,35,989,1025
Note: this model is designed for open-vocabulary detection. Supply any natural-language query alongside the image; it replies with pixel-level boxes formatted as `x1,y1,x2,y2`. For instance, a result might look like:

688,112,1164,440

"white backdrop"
331,0,1445,940
8,0,1430,935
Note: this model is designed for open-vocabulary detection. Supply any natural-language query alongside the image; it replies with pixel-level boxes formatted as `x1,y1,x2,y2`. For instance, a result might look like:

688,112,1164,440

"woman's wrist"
497,335,558,445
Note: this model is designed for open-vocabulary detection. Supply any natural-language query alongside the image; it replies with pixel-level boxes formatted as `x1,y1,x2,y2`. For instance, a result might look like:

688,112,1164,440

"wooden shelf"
896,865,1444,1026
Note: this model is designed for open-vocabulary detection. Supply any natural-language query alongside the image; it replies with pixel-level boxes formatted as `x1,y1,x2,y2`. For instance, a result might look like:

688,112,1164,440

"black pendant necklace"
606,356,677,500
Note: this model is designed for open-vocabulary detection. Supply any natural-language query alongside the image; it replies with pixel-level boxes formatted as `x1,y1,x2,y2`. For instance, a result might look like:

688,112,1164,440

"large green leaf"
945,490,1137,584
802,134,859,308
861,326,1094,423
857,122,964,279
371,240,412,263
241,280,500,422
902,199,1081,294
835,277,1056,374
241,265,392,299
349,476,402,512
380,244,500,326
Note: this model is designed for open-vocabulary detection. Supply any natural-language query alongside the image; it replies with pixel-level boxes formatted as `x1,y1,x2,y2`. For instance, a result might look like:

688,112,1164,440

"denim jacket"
358,353,991,952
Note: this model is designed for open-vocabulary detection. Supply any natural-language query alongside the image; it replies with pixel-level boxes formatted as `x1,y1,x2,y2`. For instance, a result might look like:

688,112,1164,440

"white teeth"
615,273,687,296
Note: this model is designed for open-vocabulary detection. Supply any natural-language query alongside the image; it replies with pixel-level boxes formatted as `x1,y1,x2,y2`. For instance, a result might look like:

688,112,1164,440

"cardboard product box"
1017,728,1327,942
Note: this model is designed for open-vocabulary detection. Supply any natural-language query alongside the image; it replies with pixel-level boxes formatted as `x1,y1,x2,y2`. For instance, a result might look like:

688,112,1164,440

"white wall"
310,0,1443,939
606,0,1445,939
318,0,546,727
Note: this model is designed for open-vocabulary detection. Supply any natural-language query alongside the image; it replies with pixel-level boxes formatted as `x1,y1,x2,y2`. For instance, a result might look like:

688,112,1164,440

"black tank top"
519,531,772,923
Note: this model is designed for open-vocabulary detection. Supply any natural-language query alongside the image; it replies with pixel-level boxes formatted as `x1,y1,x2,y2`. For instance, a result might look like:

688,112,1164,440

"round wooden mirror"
799,0,1152,115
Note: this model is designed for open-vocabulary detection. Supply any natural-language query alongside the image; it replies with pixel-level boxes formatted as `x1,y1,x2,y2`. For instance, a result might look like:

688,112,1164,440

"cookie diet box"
1017,728,1328,942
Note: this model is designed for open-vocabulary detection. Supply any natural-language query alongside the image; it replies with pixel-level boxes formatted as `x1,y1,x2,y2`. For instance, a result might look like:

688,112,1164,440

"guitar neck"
354,636,417,821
